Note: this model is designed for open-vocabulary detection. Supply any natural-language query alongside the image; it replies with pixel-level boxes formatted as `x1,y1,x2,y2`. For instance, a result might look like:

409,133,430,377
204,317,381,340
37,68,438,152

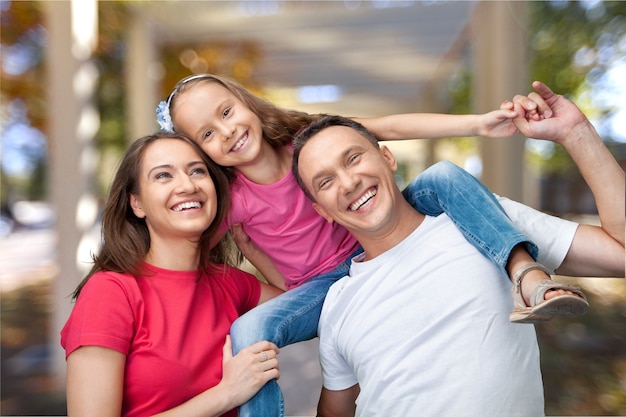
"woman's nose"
177,174,198,193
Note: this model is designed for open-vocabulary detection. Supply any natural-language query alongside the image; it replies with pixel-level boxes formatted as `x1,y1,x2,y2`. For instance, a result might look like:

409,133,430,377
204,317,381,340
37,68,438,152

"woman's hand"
217,336,280,406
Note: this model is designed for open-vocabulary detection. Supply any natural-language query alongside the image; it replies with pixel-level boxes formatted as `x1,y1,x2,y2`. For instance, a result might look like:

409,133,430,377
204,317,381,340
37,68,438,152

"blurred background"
1,0,625,416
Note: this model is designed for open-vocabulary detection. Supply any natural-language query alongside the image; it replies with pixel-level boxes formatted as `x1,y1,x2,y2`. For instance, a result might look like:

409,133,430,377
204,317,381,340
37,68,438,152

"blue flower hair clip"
156,101,174,132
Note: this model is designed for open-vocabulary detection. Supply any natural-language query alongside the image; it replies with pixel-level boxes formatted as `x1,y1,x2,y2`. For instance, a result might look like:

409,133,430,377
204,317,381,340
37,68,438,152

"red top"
61,262,261,417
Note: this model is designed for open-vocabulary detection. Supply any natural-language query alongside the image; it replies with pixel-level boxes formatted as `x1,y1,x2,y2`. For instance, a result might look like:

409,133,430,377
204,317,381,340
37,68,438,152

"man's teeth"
350,189,377,211
232,135,247,151
173,201,201,212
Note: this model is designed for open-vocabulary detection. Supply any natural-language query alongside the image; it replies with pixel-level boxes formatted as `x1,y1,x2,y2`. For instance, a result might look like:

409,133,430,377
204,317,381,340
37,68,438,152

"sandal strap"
529,280,588,308
511,262,551,308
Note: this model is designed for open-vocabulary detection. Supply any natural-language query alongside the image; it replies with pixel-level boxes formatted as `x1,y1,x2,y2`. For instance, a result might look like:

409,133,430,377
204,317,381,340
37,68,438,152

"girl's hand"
231,224,287,290
477,109,518,138
231,224,257,259
218,336,280,406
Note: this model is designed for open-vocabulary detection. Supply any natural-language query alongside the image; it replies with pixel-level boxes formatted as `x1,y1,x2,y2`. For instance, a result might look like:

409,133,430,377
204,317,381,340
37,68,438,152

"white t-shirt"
318,214,545,417
497,195,577,272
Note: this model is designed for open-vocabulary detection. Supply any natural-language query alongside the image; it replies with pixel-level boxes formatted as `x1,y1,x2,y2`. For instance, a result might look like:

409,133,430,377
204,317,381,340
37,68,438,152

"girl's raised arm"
355,109,519,141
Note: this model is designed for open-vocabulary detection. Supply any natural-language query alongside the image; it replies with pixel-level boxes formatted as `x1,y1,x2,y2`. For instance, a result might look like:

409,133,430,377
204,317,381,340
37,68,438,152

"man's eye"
318,178,331,189
348,153,361,164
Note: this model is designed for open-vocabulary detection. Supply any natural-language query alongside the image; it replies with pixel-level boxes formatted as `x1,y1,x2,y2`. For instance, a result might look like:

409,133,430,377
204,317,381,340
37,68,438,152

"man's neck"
355,200,425,261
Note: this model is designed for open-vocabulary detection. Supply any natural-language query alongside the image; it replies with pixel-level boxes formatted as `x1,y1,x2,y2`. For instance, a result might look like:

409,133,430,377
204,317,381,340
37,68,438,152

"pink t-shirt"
61,262,260,417
221,168,359,289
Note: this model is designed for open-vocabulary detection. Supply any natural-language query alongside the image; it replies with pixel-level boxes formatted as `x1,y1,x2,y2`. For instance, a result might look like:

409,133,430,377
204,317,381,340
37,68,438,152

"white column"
125,12,159,141
46,0,99,385
471,1,532,203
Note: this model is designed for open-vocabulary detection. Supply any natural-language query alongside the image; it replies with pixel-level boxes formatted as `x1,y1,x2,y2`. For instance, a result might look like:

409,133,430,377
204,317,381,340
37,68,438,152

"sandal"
510,262,589,324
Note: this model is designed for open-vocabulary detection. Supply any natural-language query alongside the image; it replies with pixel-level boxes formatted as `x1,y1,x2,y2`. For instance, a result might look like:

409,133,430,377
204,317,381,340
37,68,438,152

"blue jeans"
232,160,537,417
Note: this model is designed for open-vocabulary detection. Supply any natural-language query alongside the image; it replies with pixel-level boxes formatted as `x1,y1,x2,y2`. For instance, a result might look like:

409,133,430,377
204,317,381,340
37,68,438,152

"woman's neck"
144,237,200,271
236,143,293,185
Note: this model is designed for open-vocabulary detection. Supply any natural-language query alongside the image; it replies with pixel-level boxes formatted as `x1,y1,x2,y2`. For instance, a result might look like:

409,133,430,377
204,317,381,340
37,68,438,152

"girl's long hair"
168,74,327,180
72,132,235,299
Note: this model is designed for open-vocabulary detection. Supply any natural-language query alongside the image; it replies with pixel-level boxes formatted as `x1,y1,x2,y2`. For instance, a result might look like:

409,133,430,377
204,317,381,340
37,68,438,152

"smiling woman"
60,132,284,417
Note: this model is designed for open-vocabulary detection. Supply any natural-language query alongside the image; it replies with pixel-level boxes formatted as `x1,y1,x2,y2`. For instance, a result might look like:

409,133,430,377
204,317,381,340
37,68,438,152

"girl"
61,133,283,417
157,74,607,417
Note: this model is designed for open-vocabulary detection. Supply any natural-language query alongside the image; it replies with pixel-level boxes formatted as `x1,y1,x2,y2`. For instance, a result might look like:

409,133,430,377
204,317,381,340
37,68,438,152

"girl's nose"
217,121,235,141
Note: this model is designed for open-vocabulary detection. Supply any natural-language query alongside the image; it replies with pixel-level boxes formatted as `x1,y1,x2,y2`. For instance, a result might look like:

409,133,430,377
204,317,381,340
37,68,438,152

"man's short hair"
292,115,380,201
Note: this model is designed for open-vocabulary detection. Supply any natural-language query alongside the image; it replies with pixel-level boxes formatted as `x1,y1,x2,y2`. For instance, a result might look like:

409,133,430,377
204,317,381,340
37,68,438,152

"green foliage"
527,1,626,175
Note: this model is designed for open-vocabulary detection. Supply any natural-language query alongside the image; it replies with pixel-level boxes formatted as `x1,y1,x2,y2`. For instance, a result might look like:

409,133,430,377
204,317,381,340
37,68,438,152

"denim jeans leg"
232,250,359,417
402,161,538,273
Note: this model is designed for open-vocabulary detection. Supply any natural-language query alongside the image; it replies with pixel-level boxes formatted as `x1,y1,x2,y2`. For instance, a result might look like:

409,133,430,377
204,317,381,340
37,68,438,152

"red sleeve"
220,266,261,314
60,272,136,358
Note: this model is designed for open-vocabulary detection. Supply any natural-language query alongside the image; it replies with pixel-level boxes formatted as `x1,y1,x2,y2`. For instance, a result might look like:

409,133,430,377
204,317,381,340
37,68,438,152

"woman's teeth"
173,201,201,212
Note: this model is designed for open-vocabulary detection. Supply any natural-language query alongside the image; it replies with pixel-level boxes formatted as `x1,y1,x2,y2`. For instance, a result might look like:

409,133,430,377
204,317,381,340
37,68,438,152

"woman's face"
172,82,264,169
129,138,218,243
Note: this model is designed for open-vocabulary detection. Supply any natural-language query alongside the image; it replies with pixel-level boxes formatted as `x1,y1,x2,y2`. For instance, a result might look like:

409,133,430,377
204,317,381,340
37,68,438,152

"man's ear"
379,145,398,172
312,202,334,224
129,194,146,219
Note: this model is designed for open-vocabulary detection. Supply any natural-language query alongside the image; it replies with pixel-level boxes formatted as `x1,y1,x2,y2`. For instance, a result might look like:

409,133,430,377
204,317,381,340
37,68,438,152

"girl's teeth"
232,135,247,151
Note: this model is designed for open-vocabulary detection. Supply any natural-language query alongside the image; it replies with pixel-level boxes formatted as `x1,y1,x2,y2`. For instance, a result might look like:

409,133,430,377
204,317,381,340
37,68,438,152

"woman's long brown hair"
72,132,235,299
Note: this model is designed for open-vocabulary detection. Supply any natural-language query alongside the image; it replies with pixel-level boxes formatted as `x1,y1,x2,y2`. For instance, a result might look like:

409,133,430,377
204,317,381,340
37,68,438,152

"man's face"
297,125,401,236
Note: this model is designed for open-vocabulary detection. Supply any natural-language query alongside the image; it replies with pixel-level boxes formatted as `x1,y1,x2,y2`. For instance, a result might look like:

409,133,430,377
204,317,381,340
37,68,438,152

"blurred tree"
446,1,626,176
159,39,264,101
0,1,46,132
527,0,626,175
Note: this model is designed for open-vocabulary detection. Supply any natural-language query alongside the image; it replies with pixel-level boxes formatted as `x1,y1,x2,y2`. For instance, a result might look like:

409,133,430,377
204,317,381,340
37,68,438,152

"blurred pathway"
0,228,57,293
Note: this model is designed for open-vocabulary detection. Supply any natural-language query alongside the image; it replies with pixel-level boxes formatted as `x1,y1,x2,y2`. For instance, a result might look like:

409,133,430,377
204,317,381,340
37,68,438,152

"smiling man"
291,80,625,416
292,115,545,417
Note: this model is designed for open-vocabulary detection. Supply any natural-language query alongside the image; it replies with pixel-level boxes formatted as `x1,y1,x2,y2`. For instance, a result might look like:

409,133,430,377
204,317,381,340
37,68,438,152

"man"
291,82,624,417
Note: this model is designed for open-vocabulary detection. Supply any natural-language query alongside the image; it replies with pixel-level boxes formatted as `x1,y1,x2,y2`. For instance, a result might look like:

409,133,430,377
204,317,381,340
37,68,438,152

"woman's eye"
191,167,208,176
155,172,171,180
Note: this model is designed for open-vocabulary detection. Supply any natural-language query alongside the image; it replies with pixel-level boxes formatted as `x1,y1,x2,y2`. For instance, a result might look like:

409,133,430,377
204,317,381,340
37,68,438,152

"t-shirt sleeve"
318,288,358,391
60,272,135,358
222,266,262,314
496,195,578,273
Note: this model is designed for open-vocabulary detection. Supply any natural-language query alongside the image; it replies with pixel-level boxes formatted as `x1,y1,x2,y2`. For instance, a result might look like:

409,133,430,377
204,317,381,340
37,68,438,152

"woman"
61,132,283,417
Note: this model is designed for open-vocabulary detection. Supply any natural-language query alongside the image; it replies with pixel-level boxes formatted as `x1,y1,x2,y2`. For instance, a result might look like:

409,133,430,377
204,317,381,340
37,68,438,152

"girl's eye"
223,107,231,118
203,130,214,141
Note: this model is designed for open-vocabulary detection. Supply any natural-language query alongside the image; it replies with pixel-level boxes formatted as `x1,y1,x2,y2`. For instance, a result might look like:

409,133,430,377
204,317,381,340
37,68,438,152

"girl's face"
129,138,218,243
172,82,264,169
